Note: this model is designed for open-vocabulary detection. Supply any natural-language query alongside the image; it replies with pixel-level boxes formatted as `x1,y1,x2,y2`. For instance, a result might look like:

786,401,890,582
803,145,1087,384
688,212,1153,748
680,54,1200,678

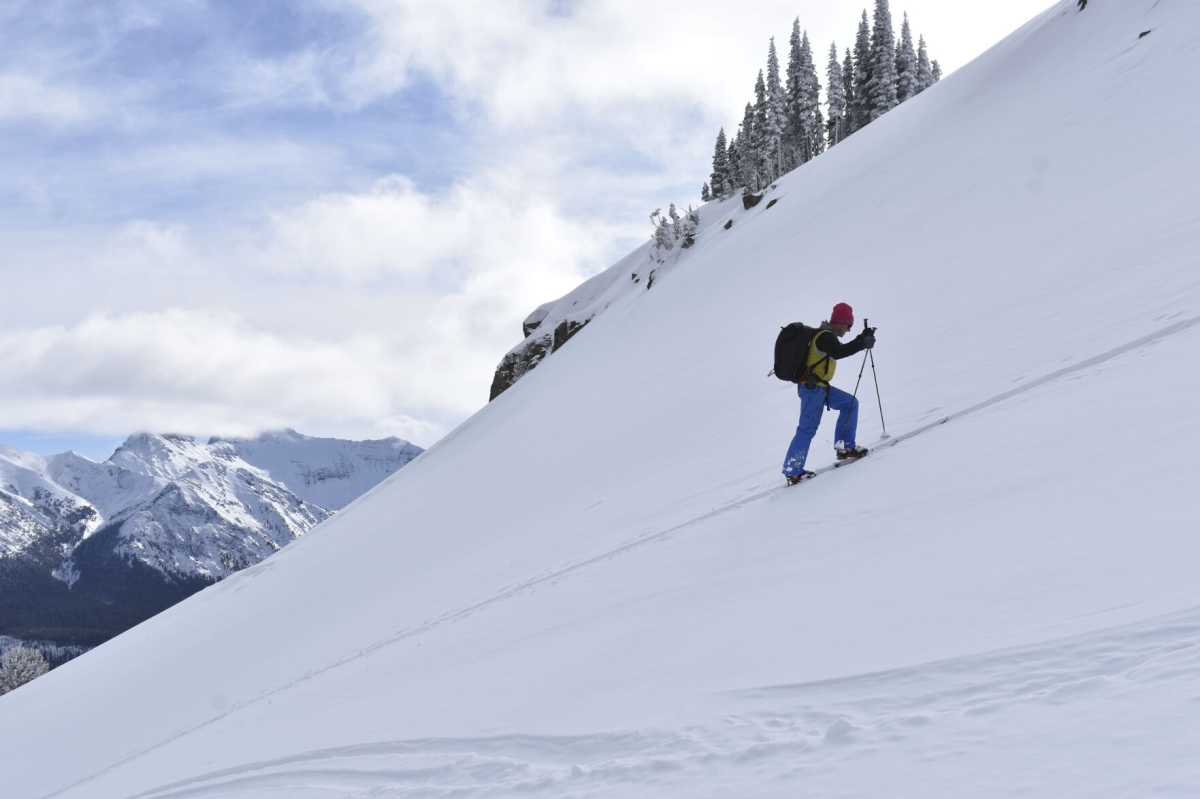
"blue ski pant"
782,384,859,477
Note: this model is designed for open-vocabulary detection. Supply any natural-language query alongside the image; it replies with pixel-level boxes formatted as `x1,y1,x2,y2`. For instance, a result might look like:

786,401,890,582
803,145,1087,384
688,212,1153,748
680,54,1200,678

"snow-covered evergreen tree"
800,32,825,161
916,35,934,94
650,209,673,252
826,42,847,147
851,10,873,134
681,205,700,247
668,203,683,241
787,27,823,166
764,38,788,181
736,102,759,190
842,48,857,137
725,136,739,195
895,12,918,104
784,18,805,171
0,646,49,695
695,7,941,193
701,182,711,202
710,128,729,197
868,0,899,121
752,71,771,187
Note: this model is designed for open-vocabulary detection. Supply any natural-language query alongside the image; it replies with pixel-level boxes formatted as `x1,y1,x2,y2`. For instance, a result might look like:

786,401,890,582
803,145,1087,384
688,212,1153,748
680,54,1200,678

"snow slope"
5,2,1200,796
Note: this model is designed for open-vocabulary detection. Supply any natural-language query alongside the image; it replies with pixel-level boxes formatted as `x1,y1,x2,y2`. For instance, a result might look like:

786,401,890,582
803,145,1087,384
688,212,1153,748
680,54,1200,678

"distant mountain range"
0,430,422,650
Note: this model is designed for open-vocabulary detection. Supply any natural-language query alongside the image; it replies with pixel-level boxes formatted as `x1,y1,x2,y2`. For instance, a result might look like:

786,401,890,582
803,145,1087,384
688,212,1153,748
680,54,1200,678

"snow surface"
4,2,1200,796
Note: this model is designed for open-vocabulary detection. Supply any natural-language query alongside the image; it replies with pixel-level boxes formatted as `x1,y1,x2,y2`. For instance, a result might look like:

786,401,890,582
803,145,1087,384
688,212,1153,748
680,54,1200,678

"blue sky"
0,0,1054,458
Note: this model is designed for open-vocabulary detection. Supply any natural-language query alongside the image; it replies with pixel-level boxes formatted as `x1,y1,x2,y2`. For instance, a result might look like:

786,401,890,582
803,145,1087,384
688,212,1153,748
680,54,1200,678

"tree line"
703,0,941,201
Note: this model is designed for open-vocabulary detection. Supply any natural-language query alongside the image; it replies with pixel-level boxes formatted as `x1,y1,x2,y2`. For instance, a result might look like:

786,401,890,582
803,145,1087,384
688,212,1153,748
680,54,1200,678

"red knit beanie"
830,302,854,327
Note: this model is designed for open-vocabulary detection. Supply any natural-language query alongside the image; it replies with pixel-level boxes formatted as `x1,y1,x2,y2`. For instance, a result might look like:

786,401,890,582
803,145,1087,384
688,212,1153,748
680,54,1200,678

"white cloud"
0,309,435,444
257,173,616,282
0,72,100,126
0,169,623,443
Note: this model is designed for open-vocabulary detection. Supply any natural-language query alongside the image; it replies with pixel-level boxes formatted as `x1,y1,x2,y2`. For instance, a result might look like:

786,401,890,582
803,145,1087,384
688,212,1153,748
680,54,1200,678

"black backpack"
773,323,820,383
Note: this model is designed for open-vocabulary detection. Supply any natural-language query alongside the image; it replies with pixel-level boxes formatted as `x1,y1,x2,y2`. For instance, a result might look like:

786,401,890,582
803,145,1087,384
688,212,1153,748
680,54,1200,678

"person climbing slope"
778,303,876,485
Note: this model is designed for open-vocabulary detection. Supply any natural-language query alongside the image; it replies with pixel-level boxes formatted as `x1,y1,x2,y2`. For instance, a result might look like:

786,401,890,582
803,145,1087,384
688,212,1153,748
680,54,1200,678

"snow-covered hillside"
5,2,1200,796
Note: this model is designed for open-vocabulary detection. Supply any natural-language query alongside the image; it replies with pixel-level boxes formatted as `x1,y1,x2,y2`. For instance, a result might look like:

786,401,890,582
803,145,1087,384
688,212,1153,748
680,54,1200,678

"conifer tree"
765,38,788,180
915,35,934,94
785,18,806,170
826,42,847,147
725,137,739,194
800,32,825,161
867,0,898,121
851,10,873,133
932,60,943,83
752,71,771,187
842,48,857,137
738,102,759,190
895,12,918,104
650,209,674,252
710,127,729,197
682,205,699,246
0,647,48,695
701,182,711,202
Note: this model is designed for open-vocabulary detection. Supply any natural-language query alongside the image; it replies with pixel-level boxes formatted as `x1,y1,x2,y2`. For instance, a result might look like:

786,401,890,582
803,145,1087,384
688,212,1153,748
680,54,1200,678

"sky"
0,0,1054,461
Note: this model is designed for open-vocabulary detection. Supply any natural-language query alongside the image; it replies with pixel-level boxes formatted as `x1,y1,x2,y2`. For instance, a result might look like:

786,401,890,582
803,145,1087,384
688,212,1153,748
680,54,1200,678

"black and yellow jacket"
804,328,872,386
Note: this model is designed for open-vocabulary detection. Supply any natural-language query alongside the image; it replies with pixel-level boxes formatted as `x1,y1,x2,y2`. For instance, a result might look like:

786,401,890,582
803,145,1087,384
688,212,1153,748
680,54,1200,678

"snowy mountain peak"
209,429,423,511
109,432,220,483
0,448,100,557
0,428,422,650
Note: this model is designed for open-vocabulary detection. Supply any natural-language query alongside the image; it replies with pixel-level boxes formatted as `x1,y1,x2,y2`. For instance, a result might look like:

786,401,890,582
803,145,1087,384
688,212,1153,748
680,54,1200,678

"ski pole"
869,346,889,439
852,319,870,398
852,354,868,398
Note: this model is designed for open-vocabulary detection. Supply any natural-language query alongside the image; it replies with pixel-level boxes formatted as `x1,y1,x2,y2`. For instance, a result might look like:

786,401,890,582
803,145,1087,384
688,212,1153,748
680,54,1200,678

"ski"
783,444,877,487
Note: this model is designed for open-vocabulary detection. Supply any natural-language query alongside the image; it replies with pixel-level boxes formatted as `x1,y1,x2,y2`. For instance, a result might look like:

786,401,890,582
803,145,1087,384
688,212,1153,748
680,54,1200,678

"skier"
782,303,876,485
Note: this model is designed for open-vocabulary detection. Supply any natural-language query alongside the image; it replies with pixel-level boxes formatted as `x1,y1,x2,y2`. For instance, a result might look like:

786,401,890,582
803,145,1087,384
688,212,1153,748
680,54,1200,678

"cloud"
0,309,434,444
0,72,101,127
257,173,618,282
0,169,622,443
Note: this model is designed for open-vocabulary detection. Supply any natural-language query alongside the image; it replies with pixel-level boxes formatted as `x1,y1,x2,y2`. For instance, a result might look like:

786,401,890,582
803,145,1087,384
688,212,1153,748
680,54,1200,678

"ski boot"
786,471,816,486
835,444,869,461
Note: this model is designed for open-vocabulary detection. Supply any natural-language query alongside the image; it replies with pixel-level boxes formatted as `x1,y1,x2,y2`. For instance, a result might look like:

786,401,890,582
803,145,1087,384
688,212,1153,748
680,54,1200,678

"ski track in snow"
128,604,1200,798
43,311,1200,799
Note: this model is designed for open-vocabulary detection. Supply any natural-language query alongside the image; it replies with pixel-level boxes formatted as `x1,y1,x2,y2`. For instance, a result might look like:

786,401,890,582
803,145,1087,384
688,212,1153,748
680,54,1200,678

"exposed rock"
490,332,553,400
742,189,764,210
553,319,588,351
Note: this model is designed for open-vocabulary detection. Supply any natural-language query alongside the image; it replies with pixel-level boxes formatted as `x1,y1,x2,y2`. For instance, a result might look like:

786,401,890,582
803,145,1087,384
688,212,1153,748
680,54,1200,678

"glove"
859,329,876,349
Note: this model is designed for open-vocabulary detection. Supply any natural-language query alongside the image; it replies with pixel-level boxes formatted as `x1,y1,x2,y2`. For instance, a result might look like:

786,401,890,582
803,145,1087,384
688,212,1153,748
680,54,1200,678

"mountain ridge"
0,429,422,648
